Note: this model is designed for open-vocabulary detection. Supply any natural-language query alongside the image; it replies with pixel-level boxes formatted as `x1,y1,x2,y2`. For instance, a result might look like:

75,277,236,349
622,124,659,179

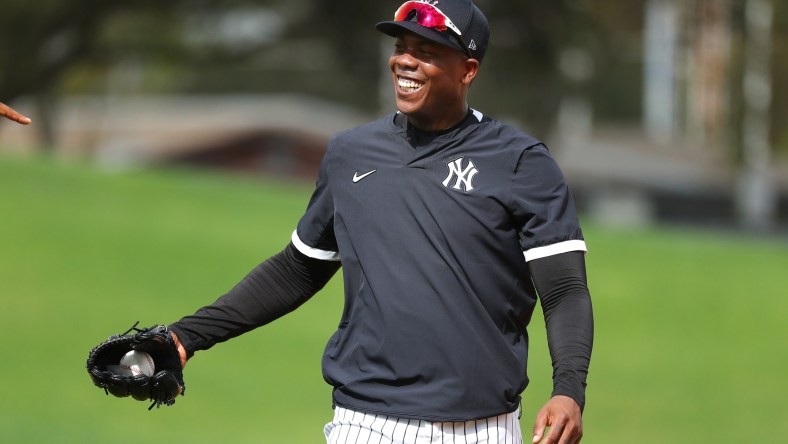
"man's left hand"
531,395,583,444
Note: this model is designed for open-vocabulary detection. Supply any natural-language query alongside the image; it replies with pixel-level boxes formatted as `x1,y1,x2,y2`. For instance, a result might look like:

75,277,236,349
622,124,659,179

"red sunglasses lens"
394,3,448,32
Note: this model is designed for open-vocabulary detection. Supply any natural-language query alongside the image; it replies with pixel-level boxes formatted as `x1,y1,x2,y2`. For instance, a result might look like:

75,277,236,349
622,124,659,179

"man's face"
388,32,477,131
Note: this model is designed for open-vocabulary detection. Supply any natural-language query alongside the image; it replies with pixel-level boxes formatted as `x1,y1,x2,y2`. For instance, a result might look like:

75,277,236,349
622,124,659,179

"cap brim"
375,21,465,55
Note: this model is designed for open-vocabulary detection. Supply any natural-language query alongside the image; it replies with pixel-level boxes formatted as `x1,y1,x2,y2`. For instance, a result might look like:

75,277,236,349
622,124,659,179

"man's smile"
397,76,425,93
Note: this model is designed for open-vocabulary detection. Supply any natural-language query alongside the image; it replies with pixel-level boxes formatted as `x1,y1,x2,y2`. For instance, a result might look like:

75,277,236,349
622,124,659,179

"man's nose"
394,51,418,70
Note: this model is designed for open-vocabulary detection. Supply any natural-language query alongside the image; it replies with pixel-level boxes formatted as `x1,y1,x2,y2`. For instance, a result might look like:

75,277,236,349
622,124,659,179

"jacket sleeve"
168,242,341,358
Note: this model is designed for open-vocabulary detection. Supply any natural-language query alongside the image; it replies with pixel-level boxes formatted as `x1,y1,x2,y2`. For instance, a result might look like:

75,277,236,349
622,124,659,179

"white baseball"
118,350,155,377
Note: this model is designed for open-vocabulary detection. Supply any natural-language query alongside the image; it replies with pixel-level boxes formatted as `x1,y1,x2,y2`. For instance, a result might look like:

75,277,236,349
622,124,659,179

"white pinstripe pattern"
324,406,523,444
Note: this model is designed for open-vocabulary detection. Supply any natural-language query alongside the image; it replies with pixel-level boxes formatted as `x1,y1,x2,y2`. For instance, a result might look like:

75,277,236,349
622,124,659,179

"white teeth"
398,77,424,92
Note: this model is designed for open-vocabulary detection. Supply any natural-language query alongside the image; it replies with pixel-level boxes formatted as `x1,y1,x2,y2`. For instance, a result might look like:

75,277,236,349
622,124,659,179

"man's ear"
462,58,480,85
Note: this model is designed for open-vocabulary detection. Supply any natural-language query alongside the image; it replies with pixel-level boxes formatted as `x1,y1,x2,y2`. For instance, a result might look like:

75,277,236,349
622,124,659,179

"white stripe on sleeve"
291,230,340,261
523,239,587,262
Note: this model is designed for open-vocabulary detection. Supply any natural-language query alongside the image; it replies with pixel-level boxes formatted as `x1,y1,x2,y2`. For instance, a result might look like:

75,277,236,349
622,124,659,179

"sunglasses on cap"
393,1,472,58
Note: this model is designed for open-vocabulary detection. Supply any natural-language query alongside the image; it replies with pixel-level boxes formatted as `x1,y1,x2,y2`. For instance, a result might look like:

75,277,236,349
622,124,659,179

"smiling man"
101,1,593,443
379,1,483,133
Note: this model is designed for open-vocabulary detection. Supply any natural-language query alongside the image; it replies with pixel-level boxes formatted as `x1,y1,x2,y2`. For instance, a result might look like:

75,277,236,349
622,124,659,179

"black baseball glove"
86,322,185,410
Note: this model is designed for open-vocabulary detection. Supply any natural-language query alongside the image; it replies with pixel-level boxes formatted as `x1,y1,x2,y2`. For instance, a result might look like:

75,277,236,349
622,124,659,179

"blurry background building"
1,0,786,231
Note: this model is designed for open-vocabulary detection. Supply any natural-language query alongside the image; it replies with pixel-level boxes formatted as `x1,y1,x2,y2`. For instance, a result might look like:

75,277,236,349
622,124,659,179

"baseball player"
0,101,31,124
166,1,593,443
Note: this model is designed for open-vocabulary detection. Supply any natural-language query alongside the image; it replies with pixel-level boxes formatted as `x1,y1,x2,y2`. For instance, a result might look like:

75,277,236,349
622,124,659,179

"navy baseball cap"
376,0,490,62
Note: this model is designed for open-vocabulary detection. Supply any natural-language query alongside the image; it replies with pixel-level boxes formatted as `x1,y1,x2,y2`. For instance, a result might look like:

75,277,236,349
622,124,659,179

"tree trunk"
736,0,776,230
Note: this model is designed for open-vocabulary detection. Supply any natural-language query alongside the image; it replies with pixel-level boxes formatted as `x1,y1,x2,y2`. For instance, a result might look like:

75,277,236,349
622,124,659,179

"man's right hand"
170,331,188,369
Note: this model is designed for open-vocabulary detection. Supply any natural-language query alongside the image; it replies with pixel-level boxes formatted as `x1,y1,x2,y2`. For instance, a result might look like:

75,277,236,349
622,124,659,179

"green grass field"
0,154,786,443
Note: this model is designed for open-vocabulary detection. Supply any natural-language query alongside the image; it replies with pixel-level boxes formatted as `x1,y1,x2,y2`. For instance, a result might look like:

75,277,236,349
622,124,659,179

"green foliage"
0,155,786,443
5,1,788,151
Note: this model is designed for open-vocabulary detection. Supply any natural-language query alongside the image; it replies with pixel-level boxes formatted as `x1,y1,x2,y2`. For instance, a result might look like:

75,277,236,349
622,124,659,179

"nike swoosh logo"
352,169,377,183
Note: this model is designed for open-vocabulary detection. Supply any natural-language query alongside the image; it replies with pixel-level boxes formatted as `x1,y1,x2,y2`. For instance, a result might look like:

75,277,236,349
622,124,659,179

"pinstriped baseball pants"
324,406,523,444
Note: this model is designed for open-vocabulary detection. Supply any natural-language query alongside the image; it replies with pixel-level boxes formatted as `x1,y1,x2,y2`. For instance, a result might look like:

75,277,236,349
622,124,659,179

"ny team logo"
442,157,479,192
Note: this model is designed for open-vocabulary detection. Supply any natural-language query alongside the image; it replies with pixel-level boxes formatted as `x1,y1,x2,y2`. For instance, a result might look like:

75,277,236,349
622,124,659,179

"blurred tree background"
1,0,786,144
1,0,786,228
